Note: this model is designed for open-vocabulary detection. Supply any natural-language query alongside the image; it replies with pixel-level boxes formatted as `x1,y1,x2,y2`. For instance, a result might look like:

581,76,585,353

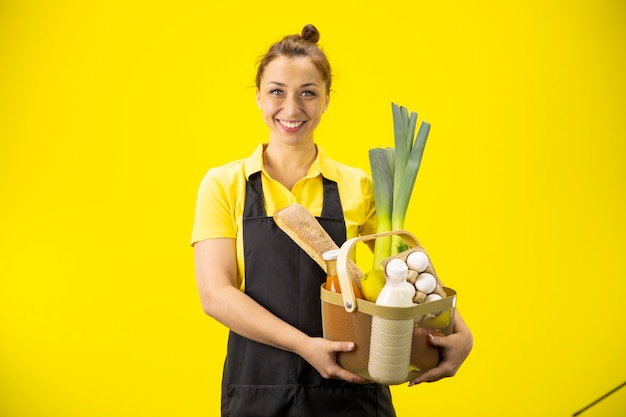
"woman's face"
256,55,329,148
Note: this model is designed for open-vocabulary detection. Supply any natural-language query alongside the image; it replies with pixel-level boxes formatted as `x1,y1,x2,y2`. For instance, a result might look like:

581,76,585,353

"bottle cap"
322,249,339,261
385,258,408,279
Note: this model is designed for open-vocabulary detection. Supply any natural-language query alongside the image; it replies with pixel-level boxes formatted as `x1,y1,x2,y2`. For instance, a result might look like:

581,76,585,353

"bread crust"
273,204,363,286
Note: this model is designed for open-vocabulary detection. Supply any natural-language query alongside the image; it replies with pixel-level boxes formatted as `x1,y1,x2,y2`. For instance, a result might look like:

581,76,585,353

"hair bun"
301,24,320,44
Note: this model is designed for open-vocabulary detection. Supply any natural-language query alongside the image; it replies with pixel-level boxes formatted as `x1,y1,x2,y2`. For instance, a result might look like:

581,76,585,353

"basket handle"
336,230,420,312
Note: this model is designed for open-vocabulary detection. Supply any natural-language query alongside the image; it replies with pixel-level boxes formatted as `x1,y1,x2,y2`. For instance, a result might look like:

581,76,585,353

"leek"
368,148,394,270
363,103,431,302
391,118,430,253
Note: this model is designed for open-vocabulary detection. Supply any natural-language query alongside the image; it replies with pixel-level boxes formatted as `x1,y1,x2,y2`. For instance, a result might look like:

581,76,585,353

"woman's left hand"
408,312,473,386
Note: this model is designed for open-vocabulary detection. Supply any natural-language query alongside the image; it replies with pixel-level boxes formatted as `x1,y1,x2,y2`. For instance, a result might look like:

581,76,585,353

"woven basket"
320,230,457,384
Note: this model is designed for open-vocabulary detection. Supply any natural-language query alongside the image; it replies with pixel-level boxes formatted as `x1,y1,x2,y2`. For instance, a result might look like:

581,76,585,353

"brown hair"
255,24,332,93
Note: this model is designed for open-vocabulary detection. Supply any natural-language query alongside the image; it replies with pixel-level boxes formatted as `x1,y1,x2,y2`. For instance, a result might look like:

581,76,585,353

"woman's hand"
297,337,370,384
195,239,370,384
408,312,473,386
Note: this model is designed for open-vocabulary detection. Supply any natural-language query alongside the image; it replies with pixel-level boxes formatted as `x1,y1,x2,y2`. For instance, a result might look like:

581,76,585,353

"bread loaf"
273,204,363,286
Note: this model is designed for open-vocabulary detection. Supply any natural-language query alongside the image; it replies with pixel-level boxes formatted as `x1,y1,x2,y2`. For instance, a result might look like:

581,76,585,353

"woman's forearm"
194,238,310,356
203,283,310,354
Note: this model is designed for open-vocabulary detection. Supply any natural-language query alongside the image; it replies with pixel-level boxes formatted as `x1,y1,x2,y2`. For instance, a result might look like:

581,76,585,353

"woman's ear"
256,89,261,109
324,93,330,113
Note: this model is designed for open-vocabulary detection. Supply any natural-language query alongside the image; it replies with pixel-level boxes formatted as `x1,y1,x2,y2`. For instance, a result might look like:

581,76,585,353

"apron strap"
245,172,344,220
321,177,344,220
244,172,266,218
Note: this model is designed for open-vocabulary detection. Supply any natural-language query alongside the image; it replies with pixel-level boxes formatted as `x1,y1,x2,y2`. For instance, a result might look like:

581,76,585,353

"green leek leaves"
370,102,431,273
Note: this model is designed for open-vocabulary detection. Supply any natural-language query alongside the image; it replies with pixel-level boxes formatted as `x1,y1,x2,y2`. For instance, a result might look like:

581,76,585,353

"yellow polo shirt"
191,143,377,290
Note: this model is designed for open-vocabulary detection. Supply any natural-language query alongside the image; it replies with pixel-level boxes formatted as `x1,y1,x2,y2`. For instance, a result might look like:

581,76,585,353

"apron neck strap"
244,172,344,220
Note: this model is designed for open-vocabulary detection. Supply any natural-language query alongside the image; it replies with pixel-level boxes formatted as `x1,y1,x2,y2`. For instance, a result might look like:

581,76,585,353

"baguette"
273,204,363,286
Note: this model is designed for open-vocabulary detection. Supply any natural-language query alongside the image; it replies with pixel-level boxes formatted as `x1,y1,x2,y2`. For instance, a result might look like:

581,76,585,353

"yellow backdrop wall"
1,1,625,416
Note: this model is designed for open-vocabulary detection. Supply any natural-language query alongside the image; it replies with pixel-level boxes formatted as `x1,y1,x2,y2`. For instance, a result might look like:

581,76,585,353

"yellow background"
1,1,625,416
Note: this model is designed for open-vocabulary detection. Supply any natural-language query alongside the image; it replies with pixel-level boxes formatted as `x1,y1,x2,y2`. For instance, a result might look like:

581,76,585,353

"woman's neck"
263,142,317,190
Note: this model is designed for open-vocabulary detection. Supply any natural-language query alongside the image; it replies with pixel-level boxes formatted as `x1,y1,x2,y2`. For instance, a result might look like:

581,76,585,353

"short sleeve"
190,169,237,245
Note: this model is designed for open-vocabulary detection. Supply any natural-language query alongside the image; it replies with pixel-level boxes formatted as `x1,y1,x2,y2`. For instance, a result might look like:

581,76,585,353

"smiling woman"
254,26,331,189
191,24,472,417
257,56,328,135
257,56,329,188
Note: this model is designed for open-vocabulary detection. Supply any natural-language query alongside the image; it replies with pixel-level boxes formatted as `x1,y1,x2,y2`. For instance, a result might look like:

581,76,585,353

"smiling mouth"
278,120,305,129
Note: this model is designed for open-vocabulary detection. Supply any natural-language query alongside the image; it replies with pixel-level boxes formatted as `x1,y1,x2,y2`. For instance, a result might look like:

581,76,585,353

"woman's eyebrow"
265,81,320,88
265,81,286,86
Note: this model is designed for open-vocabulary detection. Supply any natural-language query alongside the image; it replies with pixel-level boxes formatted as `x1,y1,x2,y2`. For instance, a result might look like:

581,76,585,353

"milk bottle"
368,259,414,384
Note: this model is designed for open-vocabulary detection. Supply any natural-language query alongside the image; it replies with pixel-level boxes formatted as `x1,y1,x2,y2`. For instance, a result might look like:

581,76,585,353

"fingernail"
408,382,416,387
347,342,355,350
428,333,435,341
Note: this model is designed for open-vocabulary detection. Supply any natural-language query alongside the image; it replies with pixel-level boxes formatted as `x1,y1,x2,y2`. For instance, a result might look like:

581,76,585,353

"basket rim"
320,284,456,320
336,230,422,312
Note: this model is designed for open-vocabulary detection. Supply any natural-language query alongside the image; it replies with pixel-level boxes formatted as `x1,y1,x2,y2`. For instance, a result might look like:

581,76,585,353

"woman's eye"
269,89,283,96
301,90,316,97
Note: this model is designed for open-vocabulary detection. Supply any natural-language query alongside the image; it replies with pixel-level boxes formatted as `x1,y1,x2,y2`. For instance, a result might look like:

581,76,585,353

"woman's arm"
408,311,473,386
194,238,368,383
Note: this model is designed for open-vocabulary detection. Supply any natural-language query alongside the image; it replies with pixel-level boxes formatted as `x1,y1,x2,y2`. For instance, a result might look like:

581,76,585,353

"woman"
192,24,472,417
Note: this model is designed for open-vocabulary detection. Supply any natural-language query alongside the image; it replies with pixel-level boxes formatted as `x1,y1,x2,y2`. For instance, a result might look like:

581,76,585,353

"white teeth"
279,120,304,128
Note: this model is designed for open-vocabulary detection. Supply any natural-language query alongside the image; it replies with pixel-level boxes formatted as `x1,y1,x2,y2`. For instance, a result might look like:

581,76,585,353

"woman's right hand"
297,337,370,384
195,239,368,384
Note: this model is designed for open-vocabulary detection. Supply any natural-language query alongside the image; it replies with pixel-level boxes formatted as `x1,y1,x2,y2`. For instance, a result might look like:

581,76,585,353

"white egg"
425,293,443,303
414,273,437,294
406,251,429,273
404,282,416,298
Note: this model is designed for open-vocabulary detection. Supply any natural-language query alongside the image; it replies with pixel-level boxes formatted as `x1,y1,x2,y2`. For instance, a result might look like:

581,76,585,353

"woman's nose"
283,94,300,115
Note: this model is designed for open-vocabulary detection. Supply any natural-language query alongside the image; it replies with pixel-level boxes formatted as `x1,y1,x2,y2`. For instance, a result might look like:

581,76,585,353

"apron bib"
220,172,396,417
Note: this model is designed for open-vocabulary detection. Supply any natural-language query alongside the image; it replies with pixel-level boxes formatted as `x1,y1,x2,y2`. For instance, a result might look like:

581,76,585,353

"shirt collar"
244,143,265,179
244,143,339,182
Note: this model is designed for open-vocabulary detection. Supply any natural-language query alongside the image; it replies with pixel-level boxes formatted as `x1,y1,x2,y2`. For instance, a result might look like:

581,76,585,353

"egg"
425,293,443,303
406,251,429,273
414,272,437,294
405,282,416,299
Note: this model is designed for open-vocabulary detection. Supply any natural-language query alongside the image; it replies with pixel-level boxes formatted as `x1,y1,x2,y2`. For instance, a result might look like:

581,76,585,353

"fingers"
408,332,470,386
425,332,448,348
334,368,370,384
325,341,370,383
305,339,354,380
408,362,454,386
334,341,356,352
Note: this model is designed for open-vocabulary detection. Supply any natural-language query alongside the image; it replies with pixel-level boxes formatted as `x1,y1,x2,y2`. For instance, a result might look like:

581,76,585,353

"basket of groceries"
320,230,456,385
274,103,454,384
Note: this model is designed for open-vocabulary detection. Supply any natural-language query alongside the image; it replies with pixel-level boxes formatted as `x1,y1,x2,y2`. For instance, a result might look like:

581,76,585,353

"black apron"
221,172,396,417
